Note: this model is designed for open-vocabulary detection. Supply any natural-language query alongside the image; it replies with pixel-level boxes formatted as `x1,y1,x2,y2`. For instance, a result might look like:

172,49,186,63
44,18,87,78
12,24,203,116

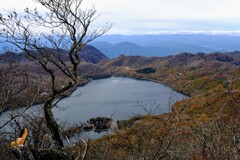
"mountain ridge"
100,51,240,68
0,45,108,64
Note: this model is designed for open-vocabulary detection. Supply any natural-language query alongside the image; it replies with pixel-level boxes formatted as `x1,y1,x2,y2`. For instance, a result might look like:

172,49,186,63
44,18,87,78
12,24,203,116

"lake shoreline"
1,77,187,139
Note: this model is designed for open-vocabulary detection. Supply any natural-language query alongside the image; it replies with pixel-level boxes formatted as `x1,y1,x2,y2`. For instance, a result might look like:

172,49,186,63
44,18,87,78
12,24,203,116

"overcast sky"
1,0,240,35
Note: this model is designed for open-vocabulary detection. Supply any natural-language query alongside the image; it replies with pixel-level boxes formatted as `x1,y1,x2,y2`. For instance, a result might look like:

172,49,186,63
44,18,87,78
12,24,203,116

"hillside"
78,45,109,63
91,51,240,159
0,45,111,110
100,51,240,95
100,51,240,66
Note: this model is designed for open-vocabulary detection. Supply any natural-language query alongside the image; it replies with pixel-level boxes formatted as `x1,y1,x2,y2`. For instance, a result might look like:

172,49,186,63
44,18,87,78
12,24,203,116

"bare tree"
0,0,111,149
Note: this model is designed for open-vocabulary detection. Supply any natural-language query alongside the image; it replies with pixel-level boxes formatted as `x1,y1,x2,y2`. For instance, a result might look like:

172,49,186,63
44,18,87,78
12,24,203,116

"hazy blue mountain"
90,41,166,58
91,41,215,58
92,34,240,49
90,34,240,57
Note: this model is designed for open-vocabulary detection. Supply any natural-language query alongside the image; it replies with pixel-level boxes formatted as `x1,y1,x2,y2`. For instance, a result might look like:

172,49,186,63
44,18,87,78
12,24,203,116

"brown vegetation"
93,52,240,159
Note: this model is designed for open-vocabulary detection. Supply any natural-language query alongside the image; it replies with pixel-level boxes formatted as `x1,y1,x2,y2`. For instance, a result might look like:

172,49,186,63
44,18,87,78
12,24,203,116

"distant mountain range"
0,45,108,64
91,41,215,58
2,34,240,58
91,34,240,58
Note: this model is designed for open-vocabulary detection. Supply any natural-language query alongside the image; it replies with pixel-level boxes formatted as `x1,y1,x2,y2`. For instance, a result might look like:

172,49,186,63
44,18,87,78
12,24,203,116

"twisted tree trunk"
43,98,63,147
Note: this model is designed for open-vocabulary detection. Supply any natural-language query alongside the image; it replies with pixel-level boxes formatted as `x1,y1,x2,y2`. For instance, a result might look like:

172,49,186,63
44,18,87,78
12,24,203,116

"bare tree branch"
0,0,111,149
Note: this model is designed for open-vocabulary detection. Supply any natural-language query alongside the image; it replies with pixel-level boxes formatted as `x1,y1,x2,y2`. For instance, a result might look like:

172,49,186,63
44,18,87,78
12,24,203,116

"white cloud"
86,0,240,19
1,0,240,34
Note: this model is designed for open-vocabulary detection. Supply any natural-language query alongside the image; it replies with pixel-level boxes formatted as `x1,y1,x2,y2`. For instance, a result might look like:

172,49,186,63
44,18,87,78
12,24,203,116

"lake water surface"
52,77,187,124
1,77,187,139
